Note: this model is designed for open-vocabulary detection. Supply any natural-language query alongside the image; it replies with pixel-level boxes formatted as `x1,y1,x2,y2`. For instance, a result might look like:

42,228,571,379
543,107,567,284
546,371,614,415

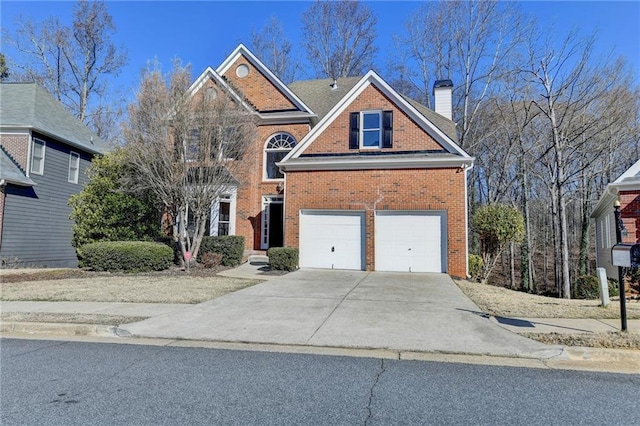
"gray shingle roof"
0,83,109,154
288,77,458,142
401,95,458,142
0,145,34,186
288,77,362,122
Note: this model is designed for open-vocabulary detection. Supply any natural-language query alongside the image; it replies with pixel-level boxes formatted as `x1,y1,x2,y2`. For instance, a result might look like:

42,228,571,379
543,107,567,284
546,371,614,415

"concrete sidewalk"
2,300,636,335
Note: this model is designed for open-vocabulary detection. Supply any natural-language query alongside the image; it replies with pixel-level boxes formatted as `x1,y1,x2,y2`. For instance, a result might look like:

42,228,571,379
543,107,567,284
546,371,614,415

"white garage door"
299,211,365,270
375,211,446,273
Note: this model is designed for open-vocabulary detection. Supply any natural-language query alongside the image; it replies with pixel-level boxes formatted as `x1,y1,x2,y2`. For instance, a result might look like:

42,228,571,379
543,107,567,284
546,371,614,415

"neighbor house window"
349,110,393,150
264,132,296,180
68,151,80,183
30,138,46,175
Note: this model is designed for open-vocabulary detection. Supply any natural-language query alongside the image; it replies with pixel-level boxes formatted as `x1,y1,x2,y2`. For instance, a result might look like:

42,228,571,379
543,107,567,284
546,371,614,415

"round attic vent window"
236,64,249,78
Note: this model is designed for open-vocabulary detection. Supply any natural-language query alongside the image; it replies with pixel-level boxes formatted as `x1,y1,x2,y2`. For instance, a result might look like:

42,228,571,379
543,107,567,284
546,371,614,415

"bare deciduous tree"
521,28,636,298
4,0,127,139
393,1,525,153
301,0,377,79
123,60,256,266
251,16,297,83
0,53,9,80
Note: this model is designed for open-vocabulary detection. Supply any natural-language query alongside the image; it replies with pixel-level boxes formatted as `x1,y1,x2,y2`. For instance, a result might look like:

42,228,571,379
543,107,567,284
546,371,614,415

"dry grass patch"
456,279,640,319
1,312,146,325
525,332,640,350
0,275,261,304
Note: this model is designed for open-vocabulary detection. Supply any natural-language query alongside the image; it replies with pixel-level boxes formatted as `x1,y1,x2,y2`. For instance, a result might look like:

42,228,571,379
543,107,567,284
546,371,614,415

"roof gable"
0,83,108,154
216,44,313,114
187,66,258,114
614,159,640,183
591,159,640,218
283,71,470,162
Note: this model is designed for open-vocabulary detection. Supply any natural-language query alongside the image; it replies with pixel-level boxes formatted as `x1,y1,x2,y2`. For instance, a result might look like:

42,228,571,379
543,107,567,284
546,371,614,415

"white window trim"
30,138,46,175
210,187,237,236
360,110,382,149
263,132,296,182
68,151,80,183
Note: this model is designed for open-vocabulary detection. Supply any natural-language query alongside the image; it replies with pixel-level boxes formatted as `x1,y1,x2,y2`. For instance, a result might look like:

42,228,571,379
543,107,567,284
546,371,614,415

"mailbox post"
613,201,627,332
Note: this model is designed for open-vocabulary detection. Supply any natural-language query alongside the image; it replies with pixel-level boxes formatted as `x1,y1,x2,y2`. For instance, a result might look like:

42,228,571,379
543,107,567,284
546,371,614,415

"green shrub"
572,275,599,299
572,275,618,300
468,254,483,281
268,247,299,271
608,279,620,297
69,151,161,248
201,252,223,269
197,236,244,267
78,241,173,273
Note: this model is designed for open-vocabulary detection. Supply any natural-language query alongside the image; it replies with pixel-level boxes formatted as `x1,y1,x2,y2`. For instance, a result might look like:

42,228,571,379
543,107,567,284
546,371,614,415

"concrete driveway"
121,270,563,359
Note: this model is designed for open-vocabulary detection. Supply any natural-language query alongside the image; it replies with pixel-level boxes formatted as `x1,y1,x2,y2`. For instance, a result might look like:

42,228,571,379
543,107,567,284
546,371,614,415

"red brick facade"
620,190,640,244
305,85,443,155
221,54,297,112
0,133,29,170
190,46,471,276
284,168,467,277
233,122,310,250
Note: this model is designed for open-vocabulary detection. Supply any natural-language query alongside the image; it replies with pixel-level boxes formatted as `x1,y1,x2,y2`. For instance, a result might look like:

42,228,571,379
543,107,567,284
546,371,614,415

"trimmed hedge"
468,254,483,282
268,247,299,271
198,236,244,267
79,241,173,273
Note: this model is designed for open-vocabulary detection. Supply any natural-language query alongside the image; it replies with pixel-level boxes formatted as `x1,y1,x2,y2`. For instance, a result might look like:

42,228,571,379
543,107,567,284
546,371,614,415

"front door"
261,196,284,249
269,203,284,247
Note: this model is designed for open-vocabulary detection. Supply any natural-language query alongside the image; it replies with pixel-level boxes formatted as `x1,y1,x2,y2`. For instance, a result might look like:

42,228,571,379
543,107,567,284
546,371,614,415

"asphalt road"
1,338,638,425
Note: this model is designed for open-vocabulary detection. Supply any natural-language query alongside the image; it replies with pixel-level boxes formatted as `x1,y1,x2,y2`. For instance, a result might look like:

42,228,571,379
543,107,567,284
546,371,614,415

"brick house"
191,44,473,277
591,159,640,280
0,83,109,267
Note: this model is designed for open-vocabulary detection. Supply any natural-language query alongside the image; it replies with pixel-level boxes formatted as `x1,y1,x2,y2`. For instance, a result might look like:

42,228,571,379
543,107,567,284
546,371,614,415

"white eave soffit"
282,70,469,163
277,155,474,172
216,43,315,115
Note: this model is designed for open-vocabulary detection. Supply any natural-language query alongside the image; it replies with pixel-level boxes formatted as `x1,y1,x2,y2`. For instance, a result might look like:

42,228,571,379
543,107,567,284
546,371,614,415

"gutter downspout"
0,179,6,250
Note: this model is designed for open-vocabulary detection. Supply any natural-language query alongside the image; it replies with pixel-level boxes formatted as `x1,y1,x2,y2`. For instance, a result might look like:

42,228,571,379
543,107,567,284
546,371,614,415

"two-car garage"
298,210,446,273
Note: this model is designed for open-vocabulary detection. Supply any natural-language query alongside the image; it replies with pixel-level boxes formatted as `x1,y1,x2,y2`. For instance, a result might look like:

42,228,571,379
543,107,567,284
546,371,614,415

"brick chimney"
433,79,453,120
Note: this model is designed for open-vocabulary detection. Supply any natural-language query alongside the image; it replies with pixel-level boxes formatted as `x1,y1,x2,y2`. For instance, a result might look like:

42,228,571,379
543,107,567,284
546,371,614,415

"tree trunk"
510,241,516,289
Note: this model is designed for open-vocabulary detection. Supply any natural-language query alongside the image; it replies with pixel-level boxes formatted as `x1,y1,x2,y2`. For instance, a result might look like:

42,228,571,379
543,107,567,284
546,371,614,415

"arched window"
264,132,296,180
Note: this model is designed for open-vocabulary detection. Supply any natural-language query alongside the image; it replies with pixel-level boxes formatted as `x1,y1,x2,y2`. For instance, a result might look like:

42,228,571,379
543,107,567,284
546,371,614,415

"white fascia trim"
187,67,257,114
283,70,470,162
591,179,640,219
216,43,315,115
278,156,475,172
613,159,640,183
0,127,31,135
591,186,618,218
257,112,316,125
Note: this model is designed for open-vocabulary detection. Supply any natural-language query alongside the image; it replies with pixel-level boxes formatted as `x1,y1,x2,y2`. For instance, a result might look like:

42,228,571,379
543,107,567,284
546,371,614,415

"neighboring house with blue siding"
0,82,109,267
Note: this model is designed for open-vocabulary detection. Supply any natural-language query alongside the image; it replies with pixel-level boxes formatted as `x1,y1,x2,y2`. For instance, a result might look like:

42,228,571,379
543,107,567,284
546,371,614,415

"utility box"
611,243,640,268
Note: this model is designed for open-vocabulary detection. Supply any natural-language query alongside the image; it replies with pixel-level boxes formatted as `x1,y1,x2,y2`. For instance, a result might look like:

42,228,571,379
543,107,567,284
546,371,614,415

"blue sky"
2,1,639,100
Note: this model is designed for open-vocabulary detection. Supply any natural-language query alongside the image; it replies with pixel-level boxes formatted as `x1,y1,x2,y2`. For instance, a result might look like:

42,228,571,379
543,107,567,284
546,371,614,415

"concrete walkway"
116,270,564,359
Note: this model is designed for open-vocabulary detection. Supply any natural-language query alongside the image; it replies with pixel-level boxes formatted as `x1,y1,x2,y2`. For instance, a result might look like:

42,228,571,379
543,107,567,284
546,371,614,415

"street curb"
2,321,639,374
1,321,117,337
